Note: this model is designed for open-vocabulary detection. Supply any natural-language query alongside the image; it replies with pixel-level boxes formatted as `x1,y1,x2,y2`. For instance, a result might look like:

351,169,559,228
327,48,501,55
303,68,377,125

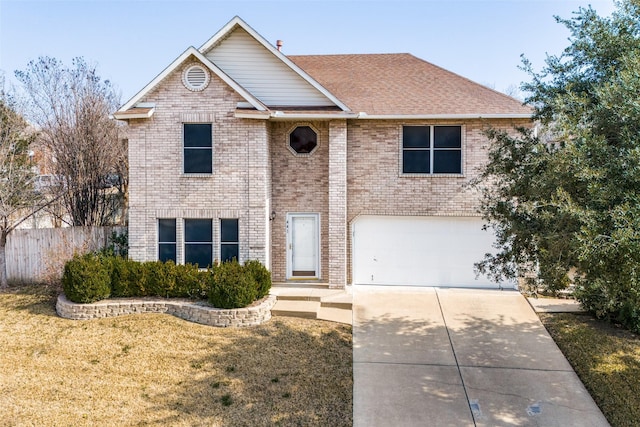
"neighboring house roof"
288,53,532,118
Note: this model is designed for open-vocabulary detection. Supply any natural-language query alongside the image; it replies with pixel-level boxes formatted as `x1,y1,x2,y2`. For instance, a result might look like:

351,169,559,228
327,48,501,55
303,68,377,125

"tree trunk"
0,230,8,290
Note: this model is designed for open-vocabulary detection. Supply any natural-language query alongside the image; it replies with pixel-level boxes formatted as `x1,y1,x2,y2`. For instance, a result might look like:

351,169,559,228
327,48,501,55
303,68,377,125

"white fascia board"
117,46,266,113
270,111,358,120
199,16,351,112
356,113,533,120
234,111,271,120
113,107,155,120
234,111,359,120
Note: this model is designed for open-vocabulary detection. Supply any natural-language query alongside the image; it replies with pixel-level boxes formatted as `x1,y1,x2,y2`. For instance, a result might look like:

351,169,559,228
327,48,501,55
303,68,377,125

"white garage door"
352,215,509,288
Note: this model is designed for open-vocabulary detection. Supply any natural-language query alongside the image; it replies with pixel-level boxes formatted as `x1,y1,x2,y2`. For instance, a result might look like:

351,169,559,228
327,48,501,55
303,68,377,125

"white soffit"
200,16,349,110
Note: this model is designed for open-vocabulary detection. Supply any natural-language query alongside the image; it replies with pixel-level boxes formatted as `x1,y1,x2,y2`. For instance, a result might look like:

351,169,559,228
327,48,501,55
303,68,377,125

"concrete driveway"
353,286,609,427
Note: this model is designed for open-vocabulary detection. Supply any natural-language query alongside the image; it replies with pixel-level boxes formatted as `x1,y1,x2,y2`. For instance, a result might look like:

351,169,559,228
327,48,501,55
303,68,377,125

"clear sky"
0,0,616,106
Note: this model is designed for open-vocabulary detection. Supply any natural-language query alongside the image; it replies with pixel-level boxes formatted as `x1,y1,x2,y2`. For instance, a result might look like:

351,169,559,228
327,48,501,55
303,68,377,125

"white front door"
287,213,319,279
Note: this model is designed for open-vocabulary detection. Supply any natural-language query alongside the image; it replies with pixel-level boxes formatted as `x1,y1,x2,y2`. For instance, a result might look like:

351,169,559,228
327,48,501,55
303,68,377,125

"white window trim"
399,124,465,177
220,218,240,263
182,123,213,175
157,218,177,263
183,218,214,267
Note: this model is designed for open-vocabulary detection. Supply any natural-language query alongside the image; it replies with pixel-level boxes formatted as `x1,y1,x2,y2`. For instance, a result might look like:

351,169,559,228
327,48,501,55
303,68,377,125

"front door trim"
286,213,320,280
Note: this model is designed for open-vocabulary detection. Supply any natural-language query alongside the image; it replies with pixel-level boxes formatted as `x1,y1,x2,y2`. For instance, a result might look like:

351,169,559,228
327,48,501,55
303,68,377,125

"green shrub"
62,254,111,303
62,255,269,306
209,261,257,309
110,257,146,297
243,260,272,299
174,263,208,299
145,261,177,297
575,277,640,333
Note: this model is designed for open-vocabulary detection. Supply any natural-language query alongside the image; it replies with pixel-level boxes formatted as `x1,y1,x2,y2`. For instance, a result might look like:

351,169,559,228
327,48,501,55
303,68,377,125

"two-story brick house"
114,16,531,289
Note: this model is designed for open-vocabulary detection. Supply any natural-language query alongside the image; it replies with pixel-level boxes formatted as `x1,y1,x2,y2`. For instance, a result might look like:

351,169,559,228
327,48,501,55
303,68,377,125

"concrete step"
317,306,353,325
269,285,353,325
271,300,320,319
320,293,353,310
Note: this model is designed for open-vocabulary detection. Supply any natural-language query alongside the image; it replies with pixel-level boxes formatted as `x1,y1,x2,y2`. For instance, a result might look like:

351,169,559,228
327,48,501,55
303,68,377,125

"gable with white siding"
203,27,336,108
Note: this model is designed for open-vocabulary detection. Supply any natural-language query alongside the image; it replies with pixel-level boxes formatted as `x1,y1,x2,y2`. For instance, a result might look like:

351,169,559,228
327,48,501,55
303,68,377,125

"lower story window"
220,218,239,262
184,219,213,267
158,219,177,263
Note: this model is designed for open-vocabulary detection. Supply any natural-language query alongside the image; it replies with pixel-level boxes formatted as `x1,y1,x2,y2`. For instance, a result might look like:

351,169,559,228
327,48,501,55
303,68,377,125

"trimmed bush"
62,254,111,303
173,263,208,299
110,257,147,297
145,261,177,297
244,259,272,299
62,254,270,308
209,261,258,309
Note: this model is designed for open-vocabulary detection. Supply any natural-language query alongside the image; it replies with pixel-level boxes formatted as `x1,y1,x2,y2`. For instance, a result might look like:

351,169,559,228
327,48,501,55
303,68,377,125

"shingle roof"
288,53,531,117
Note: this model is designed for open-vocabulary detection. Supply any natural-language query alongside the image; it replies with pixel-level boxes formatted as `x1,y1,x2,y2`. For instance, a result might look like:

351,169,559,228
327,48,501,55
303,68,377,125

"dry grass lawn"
0,285,352,427
540,313,640,427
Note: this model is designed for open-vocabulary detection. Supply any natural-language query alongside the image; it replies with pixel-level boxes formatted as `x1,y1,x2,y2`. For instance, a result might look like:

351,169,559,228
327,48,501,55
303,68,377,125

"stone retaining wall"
56,294,276,327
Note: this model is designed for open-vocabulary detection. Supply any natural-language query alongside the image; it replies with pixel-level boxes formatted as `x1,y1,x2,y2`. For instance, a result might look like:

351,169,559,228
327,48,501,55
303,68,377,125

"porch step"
269,286,353,325
271,300,320,319
317,306,353,324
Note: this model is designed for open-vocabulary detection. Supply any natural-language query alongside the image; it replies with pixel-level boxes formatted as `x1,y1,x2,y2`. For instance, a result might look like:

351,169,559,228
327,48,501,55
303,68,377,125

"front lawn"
0,285,352,427
539,313,640,427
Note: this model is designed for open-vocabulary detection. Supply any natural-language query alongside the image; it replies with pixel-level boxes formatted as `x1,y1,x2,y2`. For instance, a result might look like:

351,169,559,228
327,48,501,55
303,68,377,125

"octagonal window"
289,126,318,154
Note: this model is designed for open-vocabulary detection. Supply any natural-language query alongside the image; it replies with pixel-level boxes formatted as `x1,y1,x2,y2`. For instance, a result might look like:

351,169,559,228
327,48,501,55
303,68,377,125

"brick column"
328,120,347,288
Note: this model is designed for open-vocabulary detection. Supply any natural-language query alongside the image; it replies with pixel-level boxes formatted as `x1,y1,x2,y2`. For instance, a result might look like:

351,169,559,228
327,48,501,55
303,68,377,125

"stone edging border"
56,293,277,327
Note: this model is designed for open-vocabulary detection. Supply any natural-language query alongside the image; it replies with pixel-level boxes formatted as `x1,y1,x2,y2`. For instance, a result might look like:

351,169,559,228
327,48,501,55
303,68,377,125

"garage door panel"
352,216,504,288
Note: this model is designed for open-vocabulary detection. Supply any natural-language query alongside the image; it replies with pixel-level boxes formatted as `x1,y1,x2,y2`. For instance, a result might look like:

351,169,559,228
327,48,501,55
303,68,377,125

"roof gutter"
356,112,533,120
234,110,359,120
234,110,533,121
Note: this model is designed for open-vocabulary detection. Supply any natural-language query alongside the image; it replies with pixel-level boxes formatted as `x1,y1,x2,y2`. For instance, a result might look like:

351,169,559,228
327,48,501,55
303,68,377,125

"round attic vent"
183,65,210,91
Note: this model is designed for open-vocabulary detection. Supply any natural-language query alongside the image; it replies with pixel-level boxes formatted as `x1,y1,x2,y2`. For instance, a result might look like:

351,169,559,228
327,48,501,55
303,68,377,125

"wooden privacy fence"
6,226,126,284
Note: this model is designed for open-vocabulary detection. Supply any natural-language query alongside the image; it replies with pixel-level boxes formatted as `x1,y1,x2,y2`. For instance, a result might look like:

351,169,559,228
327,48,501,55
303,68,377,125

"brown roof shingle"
288,53,531,117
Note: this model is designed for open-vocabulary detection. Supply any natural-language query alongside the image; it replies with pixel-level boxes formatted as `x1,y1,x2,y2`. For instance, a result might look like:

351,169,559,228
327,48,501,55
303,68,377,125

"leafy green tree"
0,85,49,288
476,0,640,330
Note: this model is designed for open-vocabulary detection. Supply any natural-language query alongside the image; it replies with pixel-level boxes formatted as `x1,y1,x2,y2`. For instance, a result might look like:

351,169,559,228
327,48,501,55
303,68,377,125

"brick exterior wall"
126,60,528,289
269,121,329,283
127,59,270,266
345,118,530,283
328,120,348,288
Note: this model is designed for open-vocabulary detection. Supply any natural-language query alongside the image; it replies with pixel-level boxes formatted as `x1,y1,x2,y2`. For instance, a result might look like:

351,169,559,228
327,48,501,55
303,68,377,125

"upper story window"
184,123,212,174
402,125,462,174
288,125,318,155
184,219,213,268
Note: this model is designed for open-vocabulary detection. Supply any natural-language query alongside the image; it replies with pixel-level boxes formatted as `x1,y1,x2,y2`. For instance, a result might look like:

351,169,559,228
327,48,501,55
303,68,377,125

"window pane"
434,126,461,148
289,126,317,154
403,150,430,173
184,148,212,174
158,219,176,242
185,244,212,267
185,219,212,243
221,244,239,263
184,124,212,148
434,151,462,173
159,244,177,263
403,126,430,148
220,219,239,243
